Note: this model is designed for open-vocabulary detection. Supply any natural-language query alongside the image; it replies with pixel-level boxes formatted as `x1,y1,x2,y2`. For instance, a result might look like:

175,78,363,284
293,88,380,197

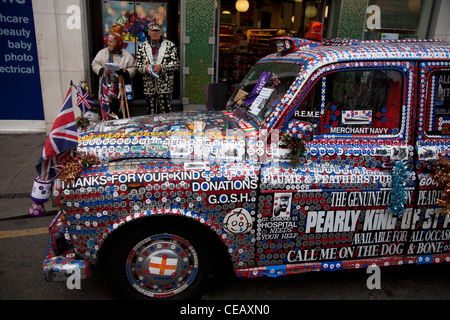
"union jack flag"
100,75,110,120
36,88,78,180
76,85,93,113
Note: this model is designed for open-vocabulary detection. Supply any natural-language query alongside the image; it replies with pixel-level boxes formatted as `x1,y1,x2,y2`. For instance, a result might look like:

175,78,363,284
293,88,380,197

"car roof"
260,38,450,66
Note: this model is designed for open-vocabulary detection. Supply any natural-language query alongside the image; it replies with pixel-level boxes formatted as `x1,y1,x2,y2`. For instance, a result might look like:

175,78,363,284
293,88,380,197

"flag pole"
119,75,130,118
70,81,74,112
100,74,110,120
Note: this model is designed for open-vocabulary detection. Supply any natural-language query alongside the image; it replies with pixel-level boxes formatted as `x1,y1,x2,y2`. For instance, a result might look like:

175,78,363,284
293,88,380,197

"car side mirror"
286,119,314,141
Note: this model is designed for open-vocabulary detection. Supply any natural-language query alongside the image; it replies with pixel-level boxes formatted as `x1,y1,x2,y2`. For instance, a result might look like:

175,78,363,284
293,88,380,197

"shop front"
216,0,441,97
0,0,45,132
0,0,446,133
86,0,181,114
86,0,444,110
86,0,218,110
218,0,331,96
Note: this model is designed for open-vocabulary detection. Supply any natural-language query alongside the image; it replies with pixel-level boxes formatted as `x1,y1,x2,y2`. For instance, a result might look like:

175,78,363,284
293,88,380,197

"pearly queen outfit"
135,37,179,114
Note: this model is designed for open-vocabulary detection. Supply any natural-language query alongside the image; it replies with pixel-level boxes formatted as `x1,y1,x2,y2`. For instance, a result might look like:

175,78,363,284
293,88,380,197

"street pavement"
0,133,59,220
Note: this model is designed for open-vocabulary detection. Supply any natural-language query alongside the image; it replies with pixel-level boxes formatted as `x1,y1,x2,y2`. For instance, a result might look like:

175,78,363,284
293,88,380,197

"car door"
256,60,417,269
412,62,450,260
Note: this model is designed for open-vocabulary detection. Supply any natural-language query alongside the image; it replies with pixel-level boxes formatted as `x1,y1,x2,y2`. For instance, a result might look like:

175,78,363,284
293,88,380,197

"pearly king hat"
148,21,161,31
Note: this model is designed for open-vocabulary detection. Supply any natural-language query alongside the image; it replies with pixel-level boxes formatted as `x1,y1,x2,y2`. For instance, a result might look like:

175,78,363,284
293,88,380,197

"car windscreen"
228,61,304,124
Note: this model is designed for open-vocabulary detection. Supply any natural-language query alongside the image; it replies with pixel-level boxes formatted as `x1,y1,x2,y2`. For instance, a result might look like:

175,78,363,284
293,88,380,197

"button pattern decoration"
52,40,450,279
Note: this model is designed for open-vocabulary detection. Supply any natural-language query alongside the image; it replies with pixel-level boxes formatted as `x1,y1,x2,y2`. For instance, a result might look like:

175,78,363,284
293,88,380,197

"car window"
293,68,404,136
228,62,303,124
424,69,450,137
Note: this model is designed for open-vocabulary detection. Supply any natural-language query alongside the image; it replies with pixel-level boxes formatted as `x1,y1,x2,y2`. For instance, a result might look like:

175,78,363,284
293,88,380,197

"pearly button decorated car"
43,37,450,299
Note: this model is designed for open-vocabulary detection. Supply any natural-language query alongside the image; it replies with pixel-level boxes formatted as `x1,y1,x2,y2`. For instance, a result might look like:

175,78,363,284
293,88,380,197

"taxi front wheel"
105,220,213,300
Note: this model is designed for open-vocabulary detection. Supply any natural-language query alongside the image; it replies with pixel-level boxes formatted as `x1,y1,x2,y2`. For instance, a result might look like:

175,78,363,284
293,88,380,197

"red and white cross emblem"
149,254,178,276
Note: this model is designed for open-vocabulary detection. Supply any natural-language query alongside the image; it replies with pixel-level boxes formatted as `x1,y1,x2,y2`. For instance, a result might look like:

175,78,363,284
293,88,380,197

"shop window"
218,0,330,99
102,1,168,56
364,0,437,39
88,0,180,103
294,68,403,136
425,70,450,136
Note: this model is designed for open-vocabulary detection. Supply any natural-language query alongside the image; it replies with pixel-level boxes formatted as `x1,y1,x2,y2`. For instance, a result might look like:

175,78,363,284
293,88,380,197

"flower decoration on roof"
281,133,306,166
58,153,101,184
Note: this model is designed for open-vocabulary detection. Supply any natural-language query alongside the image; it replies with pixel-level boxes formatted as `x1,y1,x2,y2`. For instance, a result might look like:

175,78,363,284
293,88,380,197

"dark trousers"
146,93,172,114
110,98,123,118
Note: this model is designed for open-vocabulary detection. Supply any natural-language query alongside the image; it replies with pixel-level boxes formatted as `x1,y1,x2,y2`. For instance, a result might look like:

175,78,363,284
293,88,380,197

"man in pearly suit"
135,21,180,114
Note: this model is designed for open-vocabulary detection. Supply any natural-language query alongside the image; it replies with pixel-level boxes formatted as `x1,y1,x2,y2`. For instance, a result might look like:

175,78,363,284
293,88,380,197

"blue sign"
0,0,44,120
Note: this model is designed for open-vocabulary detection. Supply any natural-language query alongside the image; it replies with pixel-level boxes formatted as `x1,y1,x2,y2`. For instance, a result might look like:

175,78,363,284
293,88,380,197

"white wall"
32,0,87,133
434,0,450,41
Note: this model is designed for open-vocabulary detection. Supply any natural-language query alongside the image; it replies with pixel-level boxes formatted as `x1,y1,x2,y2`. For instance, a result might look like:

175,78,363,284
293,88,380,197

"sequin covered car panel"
49,39,450,284
55,158,261,266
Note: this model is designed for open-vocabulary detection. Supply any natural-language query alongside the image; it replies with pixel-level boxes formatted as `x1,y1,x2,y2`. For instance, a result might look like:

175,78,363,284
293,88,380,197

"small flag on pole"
76,84,94,113
100,75,110,120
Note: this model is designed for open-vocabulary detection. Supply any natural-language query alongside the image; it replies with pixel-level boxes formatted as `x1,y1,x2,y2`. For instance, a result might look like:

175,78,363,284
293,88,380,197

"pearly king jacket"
135,38,180,95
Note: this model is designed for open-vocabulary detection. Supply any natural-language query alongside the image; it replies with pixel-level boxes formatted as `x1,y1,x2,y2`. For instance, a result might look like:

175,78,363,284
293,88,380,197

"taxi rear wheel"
106,220,213,300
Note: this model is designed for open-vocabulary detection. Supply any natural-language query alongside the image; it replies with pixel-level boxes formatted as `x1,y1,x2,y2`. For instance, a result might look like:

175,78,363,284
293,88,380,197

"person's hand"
153,64,162,74
104,68,111,75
